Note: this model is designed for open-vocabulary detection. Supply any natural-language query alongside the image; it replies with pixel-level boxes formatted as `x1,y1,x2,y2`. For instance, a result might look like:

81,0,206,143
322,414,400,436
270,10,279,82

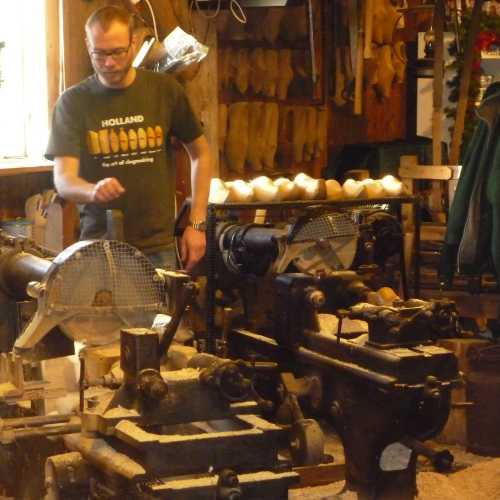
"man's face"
86,21,136,88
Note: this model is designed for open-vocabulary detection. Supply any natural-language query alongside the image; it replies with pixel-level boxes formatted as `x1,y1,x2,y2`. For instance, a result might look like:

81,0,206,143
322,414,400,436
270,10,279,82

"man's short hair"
85,5,134,37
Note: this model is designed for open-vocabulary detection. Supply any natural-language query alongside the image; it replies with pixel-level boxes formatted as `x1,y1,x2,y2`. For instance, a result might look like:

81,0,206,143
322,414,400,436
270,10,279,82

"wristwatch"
188,219,207,232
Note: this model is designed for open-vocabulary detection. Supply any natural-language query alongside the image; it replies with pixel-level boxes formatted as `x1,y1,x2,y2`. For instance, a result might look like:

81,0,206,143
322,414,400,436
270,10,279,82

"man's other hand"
91,177,125,203
181,226,206,273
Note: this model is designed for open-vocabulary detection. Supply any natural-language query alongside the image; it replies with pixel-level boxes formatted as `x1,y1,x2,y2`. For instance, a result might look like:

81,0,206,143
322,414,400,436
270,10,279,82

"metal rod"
0,413,72,429
451,401,475,409
297,346,396,387
1,251,52,299
79,355,85,413
205,204,217,354
208,195,416,210
414,197,421,297
159,282,196,355
106,209,125,241
7,423,82,440
395,201,409,300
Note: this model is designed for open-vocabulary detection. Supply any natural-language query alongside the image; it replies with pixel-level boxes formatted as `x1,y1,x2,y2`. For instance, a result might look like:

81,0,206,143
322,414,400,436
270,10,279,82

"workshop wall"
7,0,422,224
327,0,424,148
59,0,109,89
214,0,327,182
54,1,419,182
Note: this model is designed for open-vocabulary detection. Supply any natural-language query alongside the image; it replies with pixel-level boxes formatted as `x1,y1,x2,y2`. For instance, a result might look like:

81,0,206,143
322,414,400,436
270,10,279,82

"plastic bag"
158,26,209,74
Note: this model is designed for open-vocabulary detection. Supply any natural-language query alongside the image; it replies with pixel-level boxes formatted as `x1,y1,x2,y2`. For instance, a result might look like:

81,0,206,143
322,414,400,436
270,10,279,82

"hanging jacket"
440,82,500,286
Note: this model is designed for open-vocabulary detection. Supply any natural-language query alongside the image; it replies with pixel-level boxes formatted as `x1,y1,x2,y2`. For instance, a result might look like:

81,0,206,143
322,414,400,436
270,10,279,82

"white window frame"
0,1,49,160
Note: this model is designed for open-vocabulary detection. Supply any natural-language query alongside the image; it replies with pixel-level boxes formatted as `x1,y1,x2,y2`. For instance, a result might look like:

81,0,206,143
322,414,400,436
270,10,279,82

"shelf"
219,80,321,105
0,158,53,176
397,5,434,12
218,39,309,50
209,195,416,210
220,96,323,105
195,0,304,9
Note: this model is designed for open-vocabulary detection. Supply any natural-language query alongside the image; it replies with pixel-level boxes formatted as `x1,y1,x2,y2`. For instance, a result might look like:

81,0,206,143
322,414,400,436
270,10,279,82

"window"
0,1,49,159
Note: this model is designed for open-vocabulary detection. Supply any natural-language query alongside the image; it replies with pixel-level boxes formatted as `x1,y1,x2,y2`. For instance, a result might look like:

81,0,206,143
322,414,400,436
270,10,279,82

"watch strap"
188,219,207,231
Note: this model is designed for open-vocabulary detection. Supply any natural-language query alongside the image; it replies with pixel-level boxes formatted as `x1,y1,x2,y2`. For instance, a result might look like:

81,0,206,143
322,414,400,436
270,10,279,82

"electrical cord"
193,0,222,20
191,0,247,24
230,0,247,24
143,0,159,41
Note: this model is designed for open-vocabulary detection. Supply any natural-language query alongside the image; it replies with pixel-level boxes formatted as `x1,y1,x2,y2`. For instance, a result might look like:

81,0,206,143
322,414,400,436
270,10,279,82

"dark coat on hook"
440,82,500,286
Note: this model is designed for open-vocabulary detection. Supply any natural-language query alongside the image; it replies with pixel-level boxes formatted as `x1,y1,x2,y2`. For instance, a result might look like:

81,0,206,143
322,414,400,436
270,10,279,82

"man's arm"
54,156,125,204
180,135,213,272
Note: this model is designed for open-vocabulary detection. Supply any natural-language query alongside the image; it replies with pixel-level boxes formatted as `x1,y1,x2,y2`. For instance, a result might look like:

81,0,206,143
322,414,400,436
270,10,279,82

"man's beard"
94,62,132,87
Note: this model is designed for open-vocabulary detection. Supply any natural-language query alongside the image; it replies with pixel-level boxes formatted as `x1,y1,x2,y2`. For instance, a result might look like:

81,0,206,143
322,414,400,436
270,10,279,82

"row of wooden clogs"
209,173,404,204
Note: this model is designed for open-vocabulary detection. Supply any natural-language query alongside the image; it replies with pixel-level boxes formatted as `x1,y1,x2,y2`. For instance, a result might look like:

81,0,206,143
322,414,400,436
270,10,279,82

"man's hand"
91,177,125,203
180,225,206,273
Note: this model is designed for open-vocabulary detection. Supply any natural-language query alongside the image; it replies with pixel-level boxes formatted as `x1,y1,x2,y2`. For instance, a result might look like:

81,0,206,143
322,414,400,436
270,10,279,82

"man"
46,5,212,272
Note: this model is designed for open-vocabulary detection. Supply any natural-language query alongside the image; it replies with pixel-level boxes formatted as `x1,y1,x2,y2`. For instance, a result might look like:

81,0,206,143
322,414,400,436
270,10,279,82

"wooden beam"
432,0,445,165
449,0,485,164
45,0,60,115
292,463,346,489
354,0,366,116
399,164,453,181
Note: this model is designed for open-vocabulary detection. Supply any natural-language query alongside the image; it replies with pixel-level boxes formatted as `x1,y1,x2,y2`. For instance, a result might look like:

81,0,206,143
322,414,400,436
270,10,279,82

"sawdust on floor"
417,457,500,500
290,443,500,500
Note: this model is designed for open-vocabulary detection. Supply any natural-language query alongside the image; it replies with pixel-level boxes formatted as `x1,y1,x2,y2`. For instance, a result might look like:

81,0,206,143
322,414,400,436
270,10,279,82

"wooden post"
449,0,485,164
45,0,60,116
430,0,446,221
354,1,366,115
364,0,373,59
432,0,445,166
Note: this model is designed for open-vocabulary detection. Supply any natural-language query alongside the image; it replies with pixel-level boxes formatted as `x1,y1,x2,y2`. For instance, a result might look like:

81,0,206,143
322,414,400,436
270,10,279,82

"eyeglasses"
89,42,131,63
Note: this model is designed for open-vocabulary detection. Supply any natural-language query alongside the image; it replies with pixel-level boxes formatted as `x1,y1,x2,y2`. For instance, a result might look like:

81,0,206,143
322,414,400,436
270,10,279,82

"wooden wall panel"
176,13,219,202
185,16,219,174
329,82,407,148
61,0,109,89
134,0,178,39
129,3,218,201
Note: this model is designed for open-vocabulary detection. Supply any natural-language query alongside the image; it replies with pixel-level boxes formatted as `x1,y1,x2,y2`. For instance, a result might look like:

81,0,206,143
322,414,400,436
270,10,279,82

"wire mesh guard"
275,210,360,274
37,240,166,346
289,210,358,244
